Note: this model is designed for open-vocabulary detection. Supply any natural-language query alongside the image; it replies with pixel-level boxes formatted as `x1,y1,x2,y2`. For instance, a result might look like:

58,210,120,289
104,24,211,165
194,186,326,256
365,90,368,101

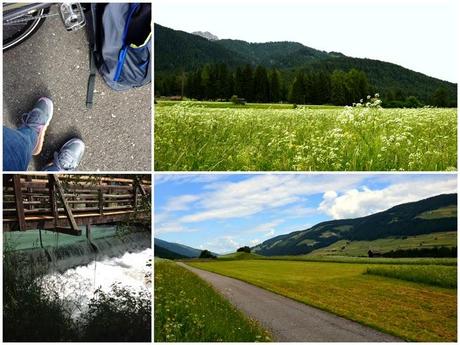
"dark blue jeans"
3,126,59,171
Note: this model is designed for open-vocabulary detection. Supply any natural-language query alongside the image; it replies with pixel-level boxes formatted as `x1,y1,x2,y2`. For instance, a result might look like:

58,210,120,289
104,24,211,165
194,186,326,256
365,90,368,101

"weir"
3,174,152,275
6,229,152,276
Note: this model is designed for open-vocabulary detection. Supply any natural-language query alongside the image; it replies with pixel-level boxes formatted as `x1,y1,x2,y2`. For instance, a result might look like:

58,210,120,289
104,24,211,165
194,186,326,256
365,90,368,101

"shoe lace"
22,112,35,125
54,150,77,171
21,110,44,129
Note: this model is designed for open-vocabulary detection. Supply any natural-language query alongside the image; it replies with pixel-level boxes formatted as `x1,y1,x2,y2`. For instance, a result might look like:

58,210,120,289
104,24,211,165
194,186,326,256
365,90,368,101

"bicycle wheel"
3,6,48,51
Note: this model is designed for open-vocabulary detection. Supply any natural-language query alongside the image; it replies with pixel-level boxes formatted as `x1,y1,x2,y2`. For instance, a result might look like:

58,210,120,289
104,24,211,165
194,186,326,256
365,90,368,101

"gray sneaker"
21,97,54,155
52,138,85,171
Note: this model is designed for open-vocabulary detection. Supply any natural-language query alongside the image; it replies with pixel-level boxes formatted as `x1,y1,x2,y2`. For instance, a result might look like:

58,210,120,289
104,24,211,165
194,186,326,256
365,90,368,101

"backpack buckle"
59,2,85,31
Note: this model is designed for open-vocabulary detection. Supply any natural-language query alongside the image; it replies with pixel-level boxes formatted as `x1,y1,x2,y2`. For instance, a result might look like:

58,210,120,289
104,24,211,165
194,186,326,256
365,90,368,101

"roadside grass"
309,231,457,257
365,265,457,288
154,102,457,171
154,261,271,342
189,260,457,342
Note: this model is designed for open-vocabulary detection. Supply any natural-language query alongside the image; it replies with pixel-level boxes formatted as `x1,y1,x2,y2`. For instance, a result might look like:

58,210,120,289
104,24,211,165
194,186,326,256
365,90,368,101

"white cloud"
179,174,363,223
155,222,198,235
244,220,282,238
201,235,241,254
319,177,457,219
264,229,275,237
155,174,225,185
163,194,200,211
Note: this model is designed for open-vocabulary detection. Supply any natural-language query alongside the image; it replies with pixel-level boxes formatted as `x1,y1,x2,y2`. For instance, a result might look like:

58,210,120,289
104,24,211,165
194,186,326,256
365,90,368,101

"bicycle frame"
3,3,54,22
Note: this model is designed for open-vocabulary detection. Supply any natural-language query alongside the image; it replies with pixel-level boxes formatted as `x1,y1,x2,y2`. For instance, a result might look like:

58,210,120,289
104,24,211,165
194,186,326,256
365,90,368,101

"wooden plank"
133,183,138,210
13,175,26,231
49,176,58,226
54,227,82,236
3,211,148,231
51,175,79,234
98,188,104,215
67,200,99,204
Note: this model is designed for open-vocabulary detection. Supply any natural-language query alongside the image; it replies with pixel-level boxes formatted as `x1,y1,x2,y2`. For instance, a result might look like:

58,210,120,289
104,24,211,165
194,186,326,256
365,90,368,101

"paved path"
3,7,151,171
178,262,402,342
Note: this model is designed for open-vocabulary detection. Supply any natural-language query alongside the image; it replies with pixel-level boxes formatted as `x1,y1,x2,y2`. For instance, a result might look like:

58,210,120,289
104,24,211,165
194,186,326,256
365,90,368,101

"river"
42,248,152,318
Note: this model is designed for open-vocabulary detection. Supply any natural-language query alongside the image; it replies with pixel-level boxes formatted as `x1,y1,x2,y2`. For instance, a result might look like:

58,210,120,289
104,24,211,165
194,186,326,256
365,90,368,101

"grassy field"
309,231,457,257
154,102,457,171
156,100,340,110
365,265,456,288
189,260,457,341
154,261,271,342
207,251,457,266
274,255,458,266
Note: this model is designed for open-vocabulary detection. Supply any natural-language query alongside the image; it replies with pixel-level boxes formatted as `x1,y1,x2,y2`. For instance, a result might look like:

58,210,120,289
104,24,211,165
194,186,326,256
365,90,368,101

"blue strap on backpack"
86,3,151,108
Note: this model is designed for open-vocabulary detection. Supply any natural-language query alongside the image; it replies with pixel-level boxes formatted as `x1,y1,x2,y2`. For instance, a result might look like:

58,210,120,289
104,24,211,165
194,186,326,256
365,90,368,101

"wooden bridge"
3,174,151,236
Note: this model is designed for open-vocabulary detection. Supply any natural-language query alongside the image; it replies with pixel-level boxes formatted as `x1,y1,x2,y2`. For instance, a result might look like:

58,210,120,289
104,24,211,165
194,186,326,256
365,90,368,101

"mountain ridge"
252,193,457,256
154,238,219,258
154,23,457,105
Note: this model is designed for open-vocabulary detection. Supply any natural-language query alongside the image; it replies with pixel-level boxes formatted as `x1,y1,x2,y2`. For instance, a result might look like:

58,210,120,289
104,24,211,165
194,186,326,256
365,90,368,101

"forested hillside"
155,24,457,107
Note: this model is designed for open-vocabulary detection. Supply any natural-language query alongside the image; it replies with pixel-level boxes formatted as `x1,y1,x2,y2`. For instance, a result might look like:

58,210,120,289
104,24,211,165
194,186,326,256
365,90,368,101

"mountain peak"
192,31,219,41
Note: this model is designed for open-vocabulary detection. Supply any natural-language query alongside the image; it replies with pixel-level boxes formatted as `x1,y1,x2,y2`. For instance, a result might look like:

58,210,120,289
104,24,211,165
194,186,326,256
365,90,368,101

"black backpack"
86,3,151,108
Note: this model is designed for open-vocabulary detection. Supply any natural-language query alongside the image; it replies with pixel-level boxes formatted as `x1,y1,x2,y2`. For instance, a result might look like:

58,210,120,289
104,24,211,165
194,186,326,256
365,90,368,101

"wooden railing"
3,174,151,235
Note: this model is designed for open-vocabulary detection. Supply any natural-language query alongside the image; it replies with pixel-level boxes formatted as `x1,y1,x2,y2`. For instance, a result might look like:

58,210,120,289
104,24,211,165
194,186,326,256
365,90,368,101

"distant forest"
155,64,455,107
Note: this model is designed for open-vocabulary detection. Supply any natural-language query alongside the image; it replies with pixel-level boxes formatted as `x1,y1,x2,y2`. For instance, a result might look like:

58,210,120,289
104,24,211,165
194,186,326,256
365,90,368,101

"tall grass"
365,265,457,288
271,255,458,266
155,102,456,171
154,261,271,342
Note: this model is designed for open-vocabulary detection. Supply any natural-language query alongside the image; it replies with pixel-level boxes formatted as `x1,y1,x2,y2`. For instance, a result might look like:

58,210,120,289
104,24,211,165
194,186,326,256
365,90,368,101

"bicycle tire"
3,7,48,51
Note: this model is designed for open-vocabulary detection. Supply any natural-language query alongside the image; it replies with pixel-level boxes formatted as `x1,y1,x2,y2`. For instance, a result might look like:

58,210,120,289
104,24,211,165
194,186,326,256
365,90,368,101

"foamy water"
42,248,152,318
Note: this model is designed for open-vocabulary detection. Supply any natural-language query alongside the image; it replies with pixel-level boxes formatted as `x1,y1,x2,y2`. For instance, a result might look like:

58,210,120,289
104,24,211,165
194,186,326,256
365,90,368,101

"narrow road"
178,262,402,342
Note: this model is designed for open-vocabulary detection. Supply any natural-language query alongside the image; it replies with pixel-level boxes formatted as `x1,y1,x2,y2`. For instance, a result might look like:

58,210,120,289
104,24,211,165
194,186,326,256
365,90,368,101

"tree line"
155,63,454,107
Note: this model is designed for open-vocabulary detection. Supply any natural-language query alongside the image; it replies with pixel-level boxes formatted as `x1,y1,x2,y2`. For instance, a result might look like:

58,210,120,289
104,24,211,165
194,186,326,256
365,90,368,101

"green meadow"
154,102,457,171
189,259,457,342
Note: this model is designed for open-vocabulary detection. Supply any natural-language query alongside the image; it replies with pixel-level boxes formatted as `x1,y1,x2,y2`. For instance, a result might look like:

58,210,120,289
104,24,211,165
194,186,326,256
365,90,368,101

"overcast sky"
155,174,457,254
155,0,459,83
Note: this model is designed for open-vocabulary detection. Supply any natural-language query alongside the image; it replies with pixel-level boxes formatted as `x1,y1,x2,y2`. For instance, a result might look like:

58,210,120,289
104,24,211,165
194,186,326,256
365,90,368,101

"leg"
3,126,38,171
4,97,54,171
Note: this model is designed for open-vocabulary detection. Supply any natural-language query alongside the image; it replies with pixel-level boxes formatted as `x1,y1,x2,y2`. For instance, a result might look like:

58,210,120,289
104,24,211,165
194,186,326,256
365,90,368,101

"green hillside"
154,238,202,258
154,24,246,72
154,244,187,260
154,238,219,258
216,39,330,68
218,252,263,260
154,24,457,106
310,231,457,257
253,194,457,256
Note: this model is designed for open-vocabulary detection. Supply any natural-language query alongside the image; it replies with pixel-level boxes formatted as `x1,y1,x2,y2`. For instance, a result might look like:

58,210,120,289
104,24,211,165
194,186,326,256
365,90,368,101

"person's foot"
51,138,85,171
21,97,54,155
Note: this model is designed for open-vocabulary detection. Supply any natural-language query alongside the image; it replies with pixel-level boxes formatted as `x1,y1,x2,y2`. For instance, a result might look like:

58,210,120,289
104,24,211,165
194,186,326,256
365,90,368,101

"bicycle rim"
3,8,46,50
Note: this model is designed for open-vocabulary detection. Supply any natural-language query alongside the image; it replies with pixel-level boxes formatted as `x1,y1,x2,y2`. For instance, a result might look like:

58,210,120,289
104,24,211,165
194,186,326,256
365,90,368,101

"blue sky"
155,174,457,254
155,0,458,83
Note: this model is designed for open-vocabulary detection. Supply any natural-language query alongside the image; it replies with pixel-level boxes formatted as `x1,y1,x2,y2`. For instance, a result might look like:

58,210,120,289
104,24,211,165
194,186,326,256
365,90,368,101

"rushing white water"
42,248,152,318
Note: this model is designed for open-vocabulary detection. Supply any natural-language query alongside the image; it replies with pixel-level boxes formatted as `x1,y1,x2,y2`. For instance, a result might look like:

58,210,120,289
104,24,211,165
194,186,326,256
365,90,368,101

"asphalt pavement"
178,262,402,342
3,11,151,171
